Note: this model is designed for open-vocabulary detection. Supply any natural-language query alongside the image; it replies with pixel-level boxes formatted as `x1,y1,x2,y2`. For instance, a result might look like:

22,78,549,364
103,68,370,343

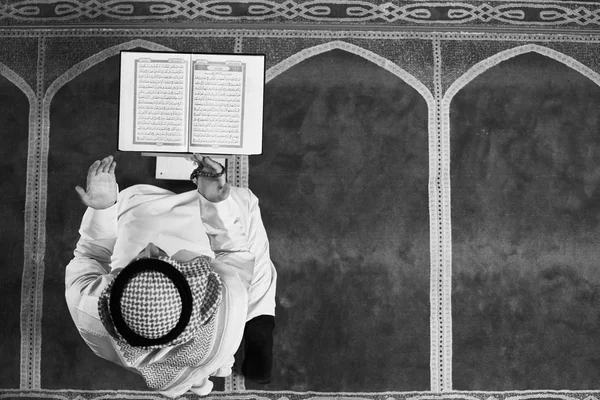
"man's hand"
190,154,230,203
75,155,118,210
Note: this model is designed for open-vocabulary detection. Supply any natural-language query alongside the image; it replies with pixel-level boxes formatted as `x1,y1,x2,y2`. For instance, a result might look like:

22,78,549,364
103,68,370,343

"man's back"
67,156,276,395
112,184,252,269
65,184,255,396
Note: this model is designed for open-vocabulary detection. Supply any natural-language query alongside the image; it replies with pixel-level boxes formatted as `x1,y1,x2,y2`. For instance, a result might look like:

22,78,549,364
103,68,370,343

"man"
65,154,276,397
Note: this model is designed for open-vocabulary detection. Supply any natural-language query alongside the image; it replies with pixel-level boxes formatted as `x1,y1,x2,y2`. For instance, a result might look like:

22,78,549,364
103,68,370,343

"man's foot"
241,315,275,384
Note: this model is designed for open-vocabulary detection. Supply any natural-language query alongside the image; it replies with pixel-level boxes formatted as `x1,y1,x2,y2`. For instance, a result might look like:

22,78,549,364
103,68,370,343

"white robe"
64,184,277,397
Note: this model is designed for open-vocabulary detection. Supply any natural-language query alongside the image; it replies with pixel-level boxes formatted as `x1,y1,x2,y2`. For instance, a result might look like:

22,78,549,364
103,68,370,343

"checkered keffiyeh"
119,270,183,339
97,255,223,391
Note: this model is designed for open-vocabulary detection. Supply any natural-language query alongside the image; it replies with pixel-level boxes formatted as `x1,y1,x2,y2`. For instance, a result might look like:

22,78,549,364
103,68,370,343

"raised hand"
75,155,118,210
190,154,230,203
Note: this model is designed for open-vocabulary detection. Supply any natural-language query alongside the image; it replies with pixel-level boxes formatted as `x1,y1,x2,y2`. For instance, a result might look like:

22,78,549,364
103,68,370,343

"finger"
88,160,101,177
190,154,204,166
101,156,113,173
202,157,223,173
75,186,90,205
97,156,110,174
108,160,116,175
187,154,198,165
75,186,86,197
93,158,107,176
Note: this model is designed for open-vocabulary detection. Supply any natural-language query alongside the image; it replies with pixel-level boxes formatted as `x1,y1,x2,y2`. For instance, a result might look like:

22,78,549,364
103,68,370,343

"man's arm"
193,155,255,287
244,189,277,319
65,156,121,363
199,194,255,287
65,205,118,321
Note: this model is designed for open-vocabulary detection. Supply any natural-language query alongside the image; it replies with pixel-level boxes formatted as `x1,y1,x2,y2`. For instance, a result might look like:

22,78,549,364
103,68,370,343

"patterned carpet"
3,1,600,400
2,0,600,28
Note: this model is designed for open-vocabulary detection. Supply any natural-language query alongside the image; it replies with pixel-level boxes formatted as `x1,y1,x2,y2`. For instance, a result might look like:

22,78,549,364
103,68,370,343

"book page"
191,60,245,148
119,52,190,153
189,53,264,155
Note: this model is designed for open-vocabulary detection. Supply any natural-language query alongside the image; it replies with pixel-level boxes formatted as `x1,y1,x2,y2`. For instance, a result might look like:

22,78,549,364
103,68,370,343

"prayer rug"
3,1,600,400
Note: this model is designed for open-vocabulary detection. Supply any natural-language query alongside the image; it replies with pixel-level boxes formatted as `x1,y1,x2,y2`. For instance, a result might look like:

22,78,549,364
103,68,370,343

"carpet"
2,0,600,29
3,2,600,399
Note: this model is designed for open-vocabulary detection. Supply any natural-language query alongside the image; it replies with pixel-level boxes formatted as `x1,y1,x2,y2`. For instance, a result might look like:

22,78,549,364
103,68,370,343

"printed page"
119,52,190,153
189,53,264,155
191,60,245,148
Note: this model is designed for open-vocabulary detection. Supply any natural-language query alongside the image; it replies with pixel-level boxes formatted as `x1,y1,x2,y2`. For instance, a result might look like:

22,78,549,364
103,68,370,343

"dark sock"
241,315,275,384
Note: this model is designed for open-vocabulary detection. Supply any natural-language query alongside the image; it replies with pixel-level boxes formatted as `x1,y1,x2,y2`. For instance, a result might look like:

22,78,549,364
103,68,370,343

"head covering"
98,254,222,390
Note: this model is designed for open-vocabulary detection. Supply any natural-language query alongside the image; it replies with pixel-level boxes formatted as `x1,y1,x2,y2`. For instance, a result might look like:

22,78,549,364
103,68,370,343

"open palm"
75,155,118,210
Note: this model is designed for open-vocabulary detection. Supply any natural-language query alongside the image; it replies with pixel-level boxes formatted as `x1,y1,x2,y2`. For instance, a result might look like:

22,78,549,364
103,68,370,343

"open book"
118,51,265,155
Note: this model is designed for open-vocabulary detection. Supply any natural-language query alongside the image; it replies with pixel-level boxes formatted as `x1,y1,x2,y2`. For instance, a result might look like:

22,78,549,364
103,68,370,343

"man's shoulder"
120,184,253,197
118,184,175,199
118,184,257,210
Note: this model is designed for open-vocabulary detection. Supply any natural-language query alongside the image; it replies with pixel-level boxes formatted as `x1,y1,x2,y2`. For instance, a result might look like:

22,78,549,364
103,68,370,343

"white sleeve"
199,195,255,288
